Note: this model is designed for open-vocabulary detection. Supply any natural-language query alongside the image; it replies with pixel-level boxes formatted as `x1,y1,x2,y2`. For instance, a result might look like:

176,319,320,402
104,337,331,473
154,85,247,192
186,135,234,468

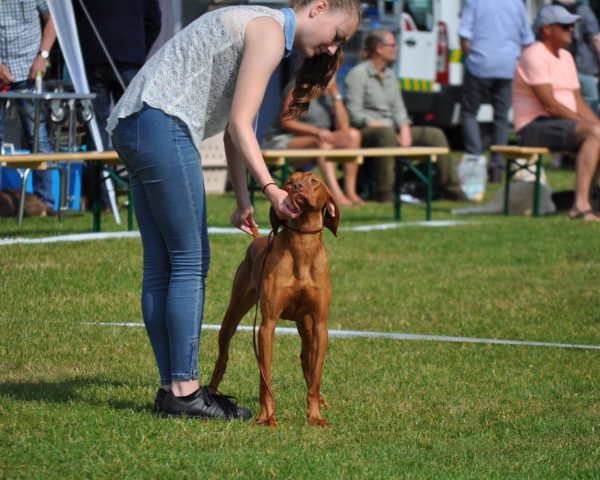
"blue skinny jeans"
111,104,210,385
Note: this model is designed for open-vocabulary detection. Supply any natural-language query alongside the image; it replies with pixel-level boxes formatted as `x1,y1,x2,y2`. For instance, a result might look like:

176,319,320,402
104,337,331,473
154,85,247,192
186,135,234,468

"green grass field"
0,168,598,479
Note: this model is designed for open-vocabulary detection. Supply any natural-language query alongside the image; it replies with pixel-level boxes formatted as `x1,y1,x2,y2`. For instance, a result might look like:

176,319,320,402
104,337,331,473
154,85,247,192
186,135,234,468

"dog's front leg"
297,315,328,410
306,319,330,427
256,315,278,427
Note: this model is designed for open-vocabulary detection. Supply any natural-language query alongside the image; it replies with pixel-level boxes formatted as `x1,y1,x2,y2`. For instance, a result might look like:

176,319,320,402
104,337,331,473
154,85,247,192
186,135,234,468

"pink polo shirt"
512,41,580,132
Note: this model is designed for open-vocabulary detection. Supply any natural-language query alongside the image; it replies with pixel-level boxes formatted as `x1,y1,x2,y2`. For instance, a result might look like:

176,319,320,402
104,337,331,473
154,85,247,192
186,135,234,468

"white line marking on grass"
86,322,600,351
0,220,483,246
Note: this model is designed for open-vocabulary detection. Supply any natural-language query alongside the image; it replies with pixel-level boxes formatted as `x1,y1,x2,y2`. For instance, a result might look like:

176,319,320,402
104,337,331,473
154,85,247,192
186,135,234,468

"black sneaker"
153,388,169,414
161,387,252,420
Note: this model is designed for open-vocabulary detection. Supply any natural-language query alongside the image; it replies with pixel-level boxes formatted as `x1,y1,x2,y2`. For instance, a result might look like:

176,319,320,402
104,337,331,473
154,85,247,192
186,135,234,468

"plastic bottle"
35,70,43,93
458,154,487,201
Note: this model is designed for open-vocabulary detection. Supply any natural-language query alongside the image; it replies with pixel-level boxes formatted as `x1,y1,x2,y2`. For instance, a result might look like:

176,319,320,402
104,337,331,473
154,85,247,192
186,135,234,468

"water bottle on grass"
458,154,487,202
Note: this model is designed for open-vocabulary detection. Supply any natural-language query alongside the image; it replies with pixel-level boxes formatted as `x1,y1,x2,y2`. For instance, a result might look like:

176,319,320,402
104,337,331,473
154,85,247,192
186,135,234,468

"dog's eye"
310,178,318,184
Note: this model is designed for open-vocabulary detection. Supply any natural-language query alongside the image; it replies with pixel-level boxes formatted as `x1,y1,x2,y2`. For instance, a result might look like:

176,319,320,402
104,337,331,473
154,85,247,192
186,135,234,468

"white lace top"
106,6,287,153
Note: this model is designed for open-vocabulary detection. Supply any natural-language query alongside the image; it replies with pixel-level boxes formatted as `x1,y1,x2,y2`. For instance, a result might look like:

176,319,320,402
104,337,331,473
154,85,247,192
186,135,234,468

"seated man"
344,28,465,203
514,5,600,221
262,75,363,206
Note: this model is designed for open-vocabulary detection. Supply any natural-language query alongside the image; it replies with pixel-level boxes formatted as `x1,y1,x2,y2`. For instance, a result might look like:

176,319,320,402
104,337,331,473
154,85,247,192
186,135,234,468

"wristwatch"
37,50,50,59
333,94,343,101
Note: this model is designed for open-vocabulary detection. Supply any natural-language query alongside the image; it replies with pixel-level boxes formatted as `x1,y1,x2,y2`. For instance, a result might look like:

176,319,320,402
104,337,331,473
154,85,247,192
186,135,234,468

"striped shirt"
0,0,49,83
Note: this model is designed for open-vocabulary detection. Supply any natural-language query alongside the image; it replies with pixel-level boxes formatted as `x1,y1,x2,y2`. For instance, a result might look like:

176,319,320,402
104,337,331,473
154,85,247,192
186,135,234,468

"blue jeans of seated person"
111,105,210,385
0,80,54,208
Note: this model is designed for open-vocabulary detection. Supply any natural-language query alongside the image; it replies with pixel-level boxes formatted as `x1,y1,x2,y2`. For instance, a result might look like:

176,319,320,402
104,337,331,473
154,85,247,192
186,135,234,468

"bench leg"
503,159,512,216
394,162,402,221
249,173,257,205
426,156,433,221
93,162,102,232
533,156,542,217
53,164,66,223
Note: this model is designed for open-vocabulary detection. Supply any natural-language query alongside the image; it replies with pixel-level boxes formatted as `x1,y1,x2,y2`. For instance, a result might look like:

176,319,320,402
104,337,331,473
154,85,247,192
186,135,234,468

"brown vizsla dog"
209,171,339,427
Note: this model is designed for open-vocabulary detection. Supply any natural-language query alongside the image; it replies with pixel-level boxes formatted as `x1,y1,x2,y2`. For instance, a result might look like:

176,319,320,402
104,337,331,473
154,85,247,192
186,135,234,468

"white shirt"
106,6,286,153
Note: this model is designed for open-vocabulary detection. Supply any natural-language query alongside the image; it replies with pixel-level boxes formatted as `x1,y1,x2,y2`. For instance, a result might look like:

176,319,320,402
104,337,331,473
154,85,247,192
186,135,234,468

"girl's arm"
226,16,297,234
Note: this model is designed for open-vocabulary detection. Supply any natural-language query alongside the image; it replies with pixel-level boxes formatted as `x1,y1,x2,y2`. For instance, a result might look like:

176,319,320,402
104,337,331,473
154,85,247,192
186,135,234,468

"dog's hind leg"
208,260,256,392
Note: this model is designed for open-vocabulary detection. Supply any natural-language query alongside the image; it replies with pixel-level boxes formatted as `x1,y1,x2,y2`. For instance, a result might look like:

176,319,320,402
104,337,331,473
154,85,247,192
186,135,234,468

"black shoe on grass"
161,386,251,420
153,387,169,414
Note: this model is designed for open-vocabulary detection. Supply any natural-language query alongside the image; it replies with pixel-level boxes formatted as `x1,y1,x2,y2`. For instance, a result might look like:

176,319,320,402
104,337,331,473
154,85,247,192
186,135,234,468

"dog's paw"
255,415,277,427
308,417,330,428
319,395,329,409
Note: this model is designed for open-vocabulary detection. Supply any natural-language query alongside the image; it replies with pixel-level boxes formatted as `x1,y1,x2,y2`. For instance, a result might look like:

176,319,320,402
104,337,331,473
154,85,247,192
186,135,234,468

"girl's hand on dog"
266,187,299,220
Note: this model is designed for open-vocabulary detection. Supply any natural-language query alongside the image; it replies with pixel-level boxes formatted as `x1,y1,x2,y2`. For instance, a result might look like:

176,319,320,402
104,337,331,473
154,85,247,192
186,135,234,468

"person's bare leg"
573,122,600,221
330,128,364,204
316,157,352,206
288,136,352,206
343,162,364,205
171,379,200,396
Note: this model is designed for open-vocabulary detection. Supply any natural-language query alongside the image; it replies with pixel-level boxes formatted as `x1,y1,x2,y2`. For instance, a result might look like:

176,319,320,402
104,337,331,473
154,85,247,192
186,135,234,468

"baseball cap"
533,5,580,33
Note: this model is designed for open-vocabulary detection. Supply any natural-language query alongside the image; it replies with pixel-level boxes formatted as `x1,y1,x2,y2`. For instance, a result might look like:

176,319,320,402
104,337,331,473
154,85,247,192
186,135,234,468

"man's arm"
530,83,597,123
0,64,13,84
574,88,600,123
460,38,471,59
458,0,476,58
29,11,56,80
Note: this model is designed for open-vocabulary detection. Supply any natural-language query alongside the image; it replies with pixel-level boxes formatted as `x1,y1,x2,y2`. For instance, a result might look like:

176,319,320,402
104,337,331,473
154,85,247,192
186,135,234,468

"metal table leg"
16,168,32,225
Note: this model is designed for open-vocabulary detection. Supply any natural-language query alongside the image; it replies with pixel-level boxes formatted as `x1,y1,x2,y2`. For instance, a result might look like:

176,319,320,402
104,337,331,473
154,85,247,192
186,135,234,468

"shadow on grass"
0,377,152,413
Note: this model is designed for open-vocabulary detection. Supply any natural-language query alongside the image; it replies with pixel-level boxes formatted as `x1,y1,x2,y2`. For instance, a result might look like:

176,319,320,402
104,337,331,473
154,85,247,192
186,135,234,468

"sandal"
568,208,600,221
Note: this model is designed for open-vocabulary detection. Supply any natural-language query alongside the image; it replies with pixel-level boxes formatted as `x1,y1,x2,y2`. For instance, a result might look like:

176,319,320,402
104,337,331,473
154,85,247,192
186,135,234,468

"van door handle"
404,39,417,47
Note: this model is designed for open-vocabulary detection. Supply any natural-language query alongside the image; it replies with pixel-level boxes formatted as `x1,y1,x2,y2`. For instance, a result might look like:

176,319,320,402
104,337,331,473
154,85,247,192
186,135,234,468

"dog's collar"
283,223,323,235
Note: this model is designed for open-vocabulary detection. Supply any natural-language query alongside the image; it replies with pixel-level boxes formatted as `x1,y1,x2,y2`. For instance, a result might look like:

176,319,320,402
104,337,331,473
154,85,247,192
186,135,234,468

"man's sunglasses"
552,23,575,31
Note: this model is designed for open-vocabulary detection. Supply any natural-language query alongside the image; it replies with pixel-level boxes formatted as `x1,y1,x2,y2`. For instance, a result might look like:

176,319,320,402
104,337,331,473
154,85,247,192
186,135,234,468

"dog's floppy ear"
323,188,340,236
269,206,285,235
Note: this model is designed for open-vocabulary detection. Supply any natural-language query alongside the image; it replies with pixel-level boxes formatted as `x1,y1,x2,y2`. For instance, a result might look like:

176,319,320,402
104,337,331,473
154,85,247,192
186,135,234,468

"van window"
404,0,434,31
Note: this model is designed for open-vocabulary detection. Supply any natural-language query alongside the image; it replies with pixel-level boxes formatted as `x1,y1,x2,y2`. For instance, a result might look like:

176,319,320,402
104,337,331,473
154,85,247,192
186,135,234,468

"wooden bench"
261,146,449,220
490,145,548,217
0,150,131,231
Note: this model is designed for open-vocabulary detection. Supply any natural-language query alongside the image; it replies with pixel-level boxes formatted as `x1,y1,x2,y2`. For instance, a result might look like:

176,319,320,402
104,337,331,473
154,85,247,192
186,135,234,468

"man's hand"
397,123,413,147
28,56,48,81
367,120,386,128
0,64,13,84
